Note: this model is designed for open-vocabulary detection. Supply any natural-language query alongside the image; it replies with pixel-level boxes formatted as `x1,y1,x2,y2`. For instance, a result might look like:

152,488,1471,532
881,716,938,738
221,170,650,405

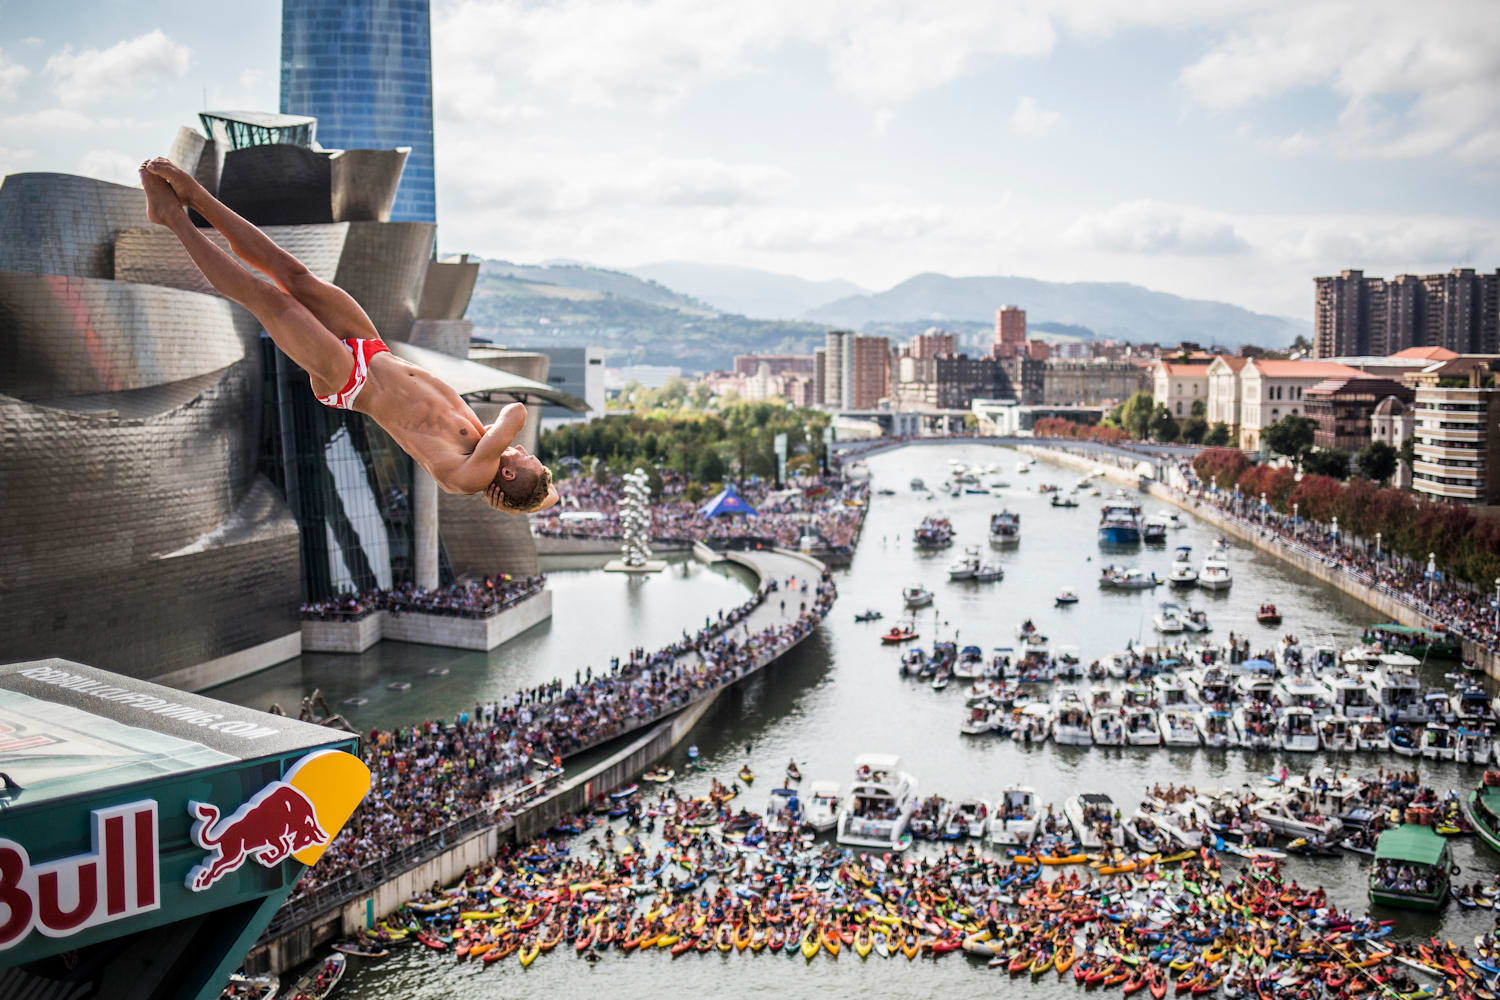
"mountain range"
461,259,1308,370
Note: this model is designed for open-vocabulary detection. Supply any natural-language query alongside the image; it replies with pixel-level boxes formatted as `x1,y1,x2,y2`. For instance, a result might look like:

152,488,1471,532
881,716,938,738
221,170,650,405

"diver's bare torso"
350,352,493,494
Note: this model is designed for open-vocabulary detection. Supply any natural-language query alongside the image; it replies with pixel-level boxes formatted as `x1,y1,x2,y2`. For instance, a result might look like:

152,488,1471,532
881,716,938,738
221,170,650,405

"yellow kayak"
801,929,821,959
519,943,539,967
855,927,873,959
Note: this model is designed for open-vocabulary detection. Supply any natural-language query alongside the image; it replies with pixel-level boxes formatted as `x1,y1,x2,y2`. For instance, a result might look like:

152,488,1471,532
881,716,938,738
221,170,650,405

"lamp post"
1493,577,1499,632
1292,502,1298,536
1331,516,1339,547
1375,532,1381,560
1427,552,1436,601
1260,492,1267,523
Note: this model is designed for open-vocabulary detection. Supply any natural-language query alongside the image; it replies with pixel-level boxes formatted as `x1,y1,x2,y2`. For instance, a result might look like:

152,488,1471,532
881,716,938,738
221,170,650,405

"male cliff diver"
137,157,557,514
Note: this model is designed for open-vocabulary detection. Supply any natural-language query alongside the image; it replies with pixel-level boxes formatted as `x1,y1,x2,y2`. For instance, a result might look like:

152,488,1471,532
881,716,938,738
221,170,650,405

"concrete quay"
244,546,829,975
299,588,552,653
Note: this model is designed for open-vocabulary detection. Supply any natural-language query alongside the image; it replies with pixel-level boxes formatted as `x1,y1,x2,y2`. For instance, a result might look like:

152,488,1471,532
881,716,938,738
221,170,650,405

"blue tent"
699,484,760,518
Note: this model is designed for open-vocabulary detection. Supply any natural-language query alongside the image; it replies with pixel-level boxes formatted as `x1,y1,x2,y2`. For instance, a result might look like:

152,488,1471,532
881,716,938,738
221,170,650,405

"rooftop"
1390,346,1459,361
1248,359,1368,379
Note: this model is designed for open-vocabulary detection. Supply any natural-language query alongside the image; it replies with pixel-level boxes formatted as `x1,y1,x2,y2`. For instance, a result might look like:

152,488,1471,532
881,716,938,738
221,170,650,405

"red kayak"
417,931,446,951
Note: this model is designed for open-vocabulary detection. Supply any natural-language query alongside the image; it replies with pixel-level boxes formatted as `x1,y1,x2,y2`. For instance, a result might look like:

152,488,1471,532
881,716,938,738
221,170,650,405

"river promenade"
244,545,831,975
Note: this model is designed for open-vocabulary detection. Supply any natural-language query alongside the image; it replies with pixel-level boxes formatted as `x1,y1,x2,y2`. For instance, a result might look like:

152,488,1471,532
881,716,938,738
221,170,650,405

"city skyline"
1,1,1497,321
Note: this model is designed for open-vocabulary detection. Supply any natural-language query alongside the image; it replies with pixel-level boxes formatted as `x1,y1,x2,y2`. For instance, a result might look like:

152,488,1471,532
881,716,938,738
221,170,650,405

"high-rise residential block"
1412,383,1500,505
1315,266,1499,358
907,328,957,359
281,0,437,224
996,305,1026,346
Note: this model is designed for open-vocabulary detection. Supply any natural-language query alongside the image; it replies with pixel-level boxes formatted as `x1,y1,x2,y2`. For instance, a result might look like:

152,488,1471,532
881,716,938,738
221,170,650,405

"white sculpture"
619,467,654,567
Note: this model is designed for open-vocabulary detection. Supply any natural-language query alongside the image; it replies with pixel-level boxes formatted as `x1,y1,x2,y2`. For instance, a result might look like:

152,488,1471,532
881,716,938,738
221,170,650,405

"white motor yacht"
1420,723,1457,762
1370,659,1423,723
902,585,934,607
1457,727,1493,766
953,646,987,680
1351,715,1389,752
989,785,1040,845
1154,602,1186,633
1453,686,1491,725
947,549,980,581
1090,707,1124,746
1164,512,1186,530
1324,673,1378,719
1182,608,1213,632
1012,703,1053,745
960,702,997,735
1198,555,1233,591
1317,715,1358,753
1341,645,1386,670
1234,702,1277,750
1153,673,1195,710
1197,708,1235,748
835,754,918,850
1276,675,1334,717
802,781,841,832
1124,706,1162,746
950,799,989,838
1251,795,1342,841
1278,706,1320,752
765,787,802,834
1064,792,1126,849
1188,665,1234,707
975,562,1004,582
1160,707,1201,747
1053,692,1093,746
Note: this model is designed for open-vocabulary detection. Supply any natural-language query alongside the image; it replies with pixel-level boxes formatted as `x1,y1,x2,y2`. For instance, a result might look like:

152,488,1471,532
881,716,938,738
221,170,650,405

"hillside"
804,273,1306,347
626,261,868,320
479,260,714,313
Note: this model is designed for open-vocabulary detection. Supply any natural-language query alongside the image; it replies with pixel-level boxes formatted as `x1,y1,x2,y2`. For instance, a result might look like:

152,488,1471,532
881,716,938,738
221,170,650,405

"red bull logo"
185,748,369,893
186,783,329,891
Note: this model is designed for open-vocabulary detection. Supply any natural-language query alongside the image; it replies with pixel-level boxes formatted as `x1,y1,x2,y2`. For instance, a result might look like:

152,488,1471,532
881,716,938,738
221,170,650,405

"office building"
1412,381,1500,505
537,346,605,426
281,0,437,224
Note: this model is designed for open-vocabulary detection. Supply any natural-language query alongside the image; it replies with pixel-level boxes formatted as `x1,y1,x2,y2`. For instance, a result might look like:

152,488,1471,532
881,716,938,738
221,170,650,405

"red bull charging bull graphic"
186,748,369,893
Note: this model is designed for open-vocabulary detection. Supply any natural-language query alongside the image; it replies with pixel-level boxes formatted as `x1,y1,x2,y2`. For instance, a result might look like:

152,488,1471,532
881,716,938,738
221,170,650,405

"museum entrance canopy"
199,111,318,150
0,658,369,1000
388,340,591,411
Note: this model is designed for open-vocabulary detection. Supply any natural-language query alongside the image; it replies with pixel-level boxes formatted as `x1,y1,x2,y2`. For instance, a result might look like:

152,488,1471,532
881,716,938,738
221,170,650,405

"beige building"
1205,355,1248,435
1237,359,1367,450
1411,385,1500,505
1152,361,1211,418
1043,360,1143,406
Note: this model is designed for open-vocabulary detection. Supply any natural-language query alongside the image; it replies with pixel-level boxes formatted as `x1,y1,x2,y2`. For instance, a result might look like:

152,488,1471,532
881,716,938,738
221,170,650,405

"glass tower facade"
279,0,436,225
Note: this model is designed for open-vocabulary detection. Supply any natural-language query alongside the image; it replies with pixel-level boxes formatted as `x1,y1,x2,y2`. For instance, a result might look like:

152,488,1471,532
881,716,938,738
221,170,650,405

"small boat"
284,954,345,1000
881,625,919,644
1050,494,1079,508
975,562,1004,582
902,585,933,607
947,549,980,581
1168,546,1197,587
1142,516,1169,544
786,761,802,781
642,767,675,783
1198,555,1232,591
738,766,755,784
610,783,640,799
854,610,884,622
1256,604,1282,626
1153,602,1186,633
220,974,279,1000
1055,587,1079,605
331,942,389,958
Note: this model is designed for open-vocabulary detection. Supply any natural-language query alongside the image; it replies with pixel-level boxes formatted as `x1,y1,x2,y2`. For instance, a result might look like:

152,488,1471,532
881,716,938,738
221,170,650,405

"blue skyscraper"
280,0,436,224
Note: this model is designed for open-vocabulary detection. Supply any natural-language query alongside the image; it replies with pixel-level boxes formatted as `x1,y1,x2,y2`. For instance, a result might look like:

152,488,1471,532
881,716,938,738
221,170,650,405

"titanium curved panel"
330,148,408,222
217,144,333,226
438,490,540,579
0,273,256,399
167,126,207,176
333,222,435,342
417,259,479,320
0,173,147,279
406,319,473,358
115,223,350,296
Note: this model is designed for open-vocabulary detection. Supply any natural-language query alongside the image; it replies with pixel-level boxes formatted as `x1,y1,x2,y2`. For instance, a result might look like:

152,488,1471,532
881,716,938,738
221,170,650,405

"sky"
1,0,1498,320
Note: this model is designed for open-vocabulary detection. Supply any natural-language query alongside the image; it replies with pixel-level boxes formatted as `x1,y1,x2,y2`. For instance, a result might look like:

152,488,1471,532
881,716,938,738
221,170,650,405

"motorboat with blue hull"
1099,499,1143,546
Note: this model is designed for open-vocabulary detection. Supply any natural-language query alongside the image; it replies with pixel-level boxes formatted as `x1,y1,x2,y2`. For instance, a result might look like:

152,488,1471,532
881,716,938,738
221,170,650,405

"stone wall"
300,589,552,653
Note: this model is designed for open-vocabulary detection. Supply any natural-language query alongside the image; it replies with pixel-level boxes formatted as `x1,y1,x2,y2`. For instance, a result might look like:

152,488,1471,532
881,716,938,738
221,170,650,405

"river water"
221,443,1500,998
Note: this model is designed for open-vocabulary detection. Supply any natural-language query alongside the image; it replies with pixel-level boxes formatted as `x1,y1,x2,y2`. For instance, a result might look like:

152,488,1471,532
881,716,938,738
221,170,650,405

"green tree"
1397,437,1416,478
690,381,713,410
1261,415,1316,463
1190,398,1206,418
1149,405,1179,442
1180,415,1207,444
1204,422,1231,447
1356,440,1398,485
1302,449,1350,480
1292,334,1312,354
1117,391,1155,440
694,449,726,484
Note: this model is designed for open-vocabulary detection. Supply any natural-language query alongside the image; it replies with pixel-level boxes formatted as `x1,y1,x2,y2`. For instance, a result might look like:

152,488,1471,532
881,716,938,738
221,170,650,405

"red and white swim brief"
315,337,390,410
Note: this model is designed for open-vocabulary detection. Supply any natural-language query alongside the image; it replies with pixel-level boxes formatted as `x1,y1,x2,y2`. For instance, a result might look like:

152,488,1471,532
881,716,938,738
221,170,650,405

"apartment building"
1411,384,1500,506
1152,360,1212,417
1237,359,1366,450
1315,267,1500,358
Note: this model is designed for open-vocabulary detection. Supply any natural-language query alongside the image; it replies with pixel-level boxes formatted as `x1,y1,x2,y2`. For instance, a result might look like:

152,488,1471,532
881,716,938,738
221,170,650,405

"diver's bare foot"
140,168,183,226
144,156,203,208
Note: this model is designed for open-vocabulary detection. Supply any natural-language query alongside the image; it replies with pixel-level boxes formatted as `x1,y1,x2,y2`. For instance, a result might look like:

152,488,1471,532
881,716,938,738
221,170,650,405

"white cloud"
0,107,94,132
0,146,36,178
1065,200,1250,255
77,149,142,186
45,29,190,106
872,108,894,135
1011,95,1060,136
1180,0,1500,162
0,48,30,102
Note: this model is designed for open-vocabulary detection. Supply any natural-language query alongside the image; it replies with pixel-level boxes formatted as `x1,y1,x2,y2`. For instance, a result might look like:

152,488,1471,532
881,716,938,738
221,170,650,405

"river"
221,443,1500,998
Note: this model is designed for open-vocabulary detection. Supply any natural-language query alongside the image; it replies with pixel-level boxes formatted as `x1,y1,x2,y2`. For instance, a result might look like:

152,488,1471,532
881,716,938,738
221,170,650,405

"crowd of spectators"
300,575,546,621
285,567,839,906
1174,471,1499,653
532,470,867,551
